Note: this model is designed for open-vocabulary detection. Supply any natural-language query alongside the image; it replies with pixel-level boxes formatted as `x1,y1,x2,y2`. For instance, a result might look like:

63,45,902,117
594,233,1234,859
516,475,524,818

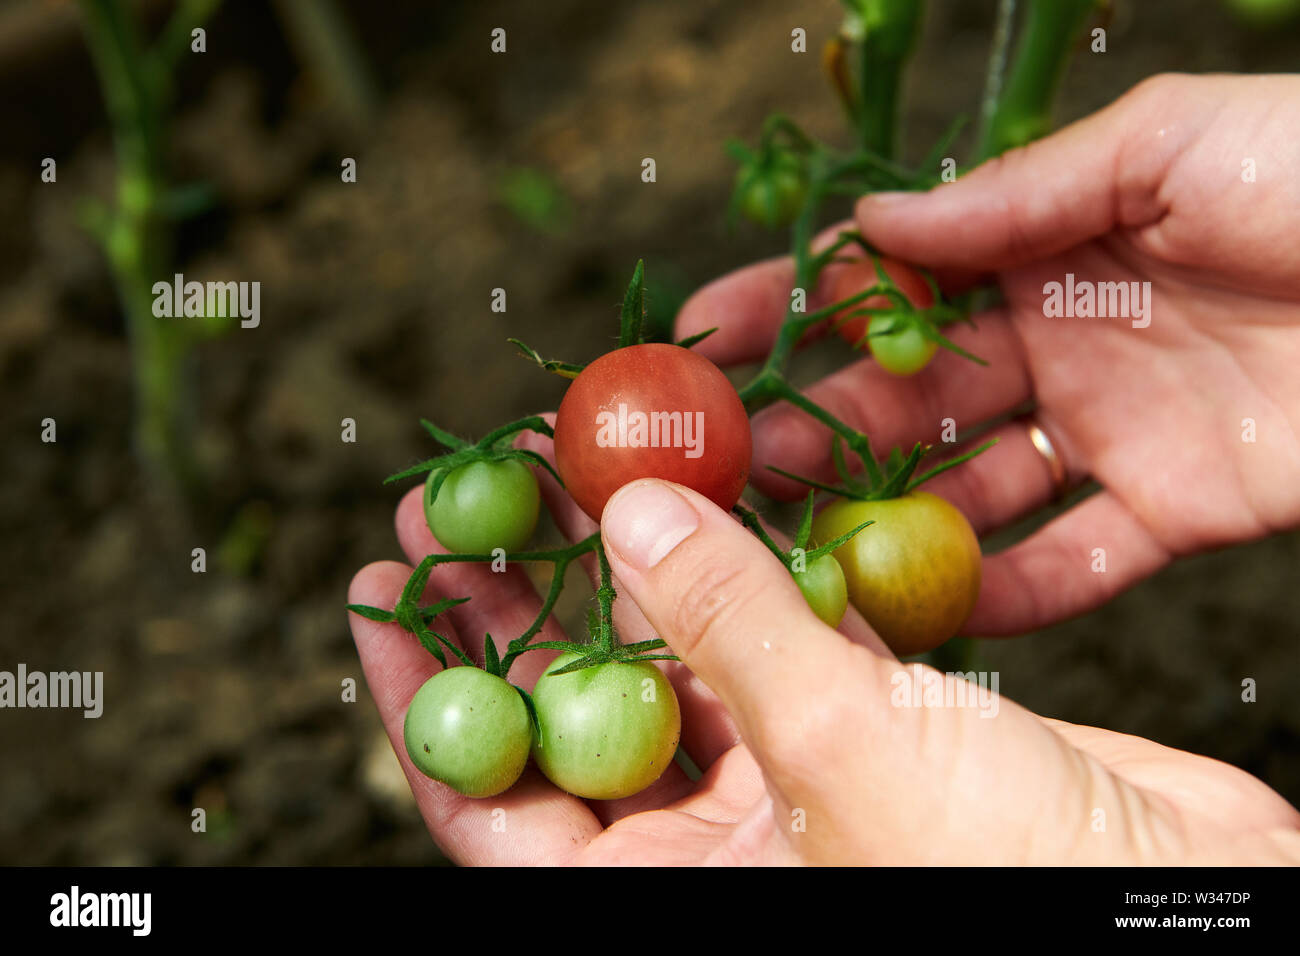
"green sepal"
874,442,925,499
619,260,647,347
915,318,989,366
420,418,467,450
345,604,395,623
411,619,447,668
906,438,998,493
804,520,873,561
545,650,615,677
515,684,542,739
482,634,501,678
675,327,719,350
793,491,816,551
508,338,585,379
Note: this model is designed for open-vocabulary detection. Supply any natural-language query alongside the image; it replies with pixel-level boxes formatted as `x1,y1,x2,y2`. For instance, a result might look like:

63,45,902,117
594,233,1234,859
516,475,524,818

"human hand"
677,73,1300,635
349,466,1300,864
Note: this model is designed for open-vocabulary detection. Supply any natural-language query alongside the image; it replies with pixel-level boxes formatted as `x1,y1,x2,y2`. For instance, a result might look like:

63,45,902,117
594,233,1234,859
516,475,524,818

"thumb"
600,480,1147,863
600,479,859,746
855,75,1176,272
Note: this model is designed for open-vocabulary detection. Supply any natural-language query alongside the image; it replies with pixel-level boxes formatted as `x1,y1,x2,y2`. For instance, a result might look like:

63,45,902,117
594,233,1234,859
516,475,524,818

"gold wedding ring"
1025,420,1068,498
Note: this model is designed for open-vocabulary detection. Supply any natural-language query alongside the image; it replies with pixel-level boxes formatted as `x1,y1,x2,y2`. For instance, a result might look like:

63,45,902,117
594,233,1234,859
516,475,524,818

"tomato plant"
530,652,681,801
793,553,849,628
832,257,933,346
355,261,992,805
424,458,539,554
554,343,752,522
350,0,1103,811
403,667,532,798
813,491,981,656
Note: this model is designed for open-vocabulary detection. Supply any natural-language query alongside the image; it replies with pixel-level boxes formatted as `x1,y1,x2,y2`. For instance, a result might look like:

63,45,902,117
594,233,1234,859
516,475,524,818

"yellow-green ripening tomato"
531,653,681,801
812,491,981,656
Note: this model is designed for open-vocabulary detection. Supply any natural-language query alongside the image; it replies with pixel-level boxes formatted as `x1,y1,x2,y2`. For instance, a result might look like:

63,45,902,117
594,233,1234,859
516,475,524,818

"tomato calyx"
508,338,586,380
511,261,718,381
347,553,472,669
534,542,676,677
383,415,561,501
735,491,871,573
773,428,998,504
350,530,675,685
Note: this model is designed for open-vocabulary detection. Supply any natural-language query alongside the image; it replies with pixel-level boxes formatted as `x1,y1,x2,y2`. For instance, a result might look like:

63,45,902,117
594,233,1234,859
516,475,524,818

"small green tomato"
793,553,849,627
868,314,938,376
403,667,532,798
424,459,540,554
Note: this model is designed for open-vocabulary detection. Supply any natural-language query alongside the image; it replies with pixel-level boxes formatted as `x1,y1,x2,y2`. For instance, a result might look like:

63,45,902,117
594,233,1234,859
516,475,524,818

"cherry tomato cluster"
353,54,1010,799
350,248,994,803
403,655,680,800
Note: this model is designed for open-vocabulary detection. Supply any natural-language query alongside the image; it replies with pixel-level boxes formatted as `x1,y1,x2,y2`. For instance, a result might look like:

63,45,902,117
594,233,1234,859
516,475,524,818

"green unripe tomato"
868,314,938,376
736,160,807,229
403,667,532,798
531,652,681,801
424,459,540,554
792,553,848,627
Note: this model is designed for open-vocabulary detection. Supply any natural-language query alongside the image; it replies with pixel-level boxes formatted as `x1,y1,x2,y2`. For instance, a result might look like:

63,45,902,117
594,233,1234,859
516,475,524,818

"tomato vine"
349,0,1104,799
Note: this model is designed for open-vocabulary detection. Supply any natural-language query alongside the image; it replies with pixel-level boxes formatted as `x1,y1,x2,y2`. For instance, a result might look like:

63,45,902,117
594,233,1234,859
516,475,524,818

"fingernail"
602,481,700,570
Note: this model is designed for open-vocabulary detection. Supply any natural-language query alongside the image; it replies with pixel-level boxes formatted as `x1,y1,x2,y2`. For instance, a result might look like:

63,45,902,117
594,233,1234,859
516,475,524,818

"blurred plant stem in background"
77,0,375,506
271,0,378,126
822,0,1099,675
838,0,924,160
77,0,220,501
975,0,1103,161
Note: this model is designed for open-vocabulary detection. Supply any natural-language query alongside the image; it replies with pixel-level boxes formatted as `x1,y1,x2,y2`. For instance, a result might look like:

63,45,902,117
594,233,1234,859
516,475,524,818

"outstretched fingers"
347,561,602,864
965,490,1172,636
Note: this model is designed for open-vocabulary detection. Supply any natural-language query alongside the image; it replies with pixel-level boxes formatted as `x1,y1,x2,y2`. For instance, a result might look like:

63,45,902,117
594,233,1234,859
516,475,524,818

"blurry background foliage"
0,0,1297,865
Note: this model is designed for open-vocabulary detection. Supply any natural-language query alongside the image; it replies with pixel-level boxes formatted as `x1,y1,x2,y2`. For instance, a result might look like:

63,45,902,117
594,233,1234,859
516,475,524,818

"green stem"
734,505,793,568
978,0,1018,148
850,0,925,160
593,542,617,654
974,0,1099,162
476,415,554,449
78,0,213,497
270,0,378,124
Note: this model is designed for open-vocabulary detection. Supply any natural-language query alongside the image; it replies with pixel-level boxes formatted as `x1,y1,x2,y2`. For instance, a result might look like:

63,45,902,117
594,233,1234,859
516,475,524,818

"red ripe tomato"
832,257,933,346
554,343,752,521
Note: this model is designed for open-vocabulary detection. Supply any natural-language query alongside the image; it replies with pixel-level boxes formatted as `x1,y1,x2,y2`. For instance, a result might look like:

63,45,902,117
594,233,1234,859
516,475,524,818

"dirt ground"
1,0,1297,865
